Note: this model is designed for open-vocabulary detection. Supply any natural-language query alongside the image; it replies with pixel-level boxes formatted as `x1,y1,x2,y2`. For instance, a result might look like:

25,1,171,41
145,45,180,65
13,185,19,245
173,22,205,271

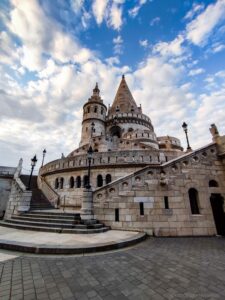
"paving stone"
0,238,225,299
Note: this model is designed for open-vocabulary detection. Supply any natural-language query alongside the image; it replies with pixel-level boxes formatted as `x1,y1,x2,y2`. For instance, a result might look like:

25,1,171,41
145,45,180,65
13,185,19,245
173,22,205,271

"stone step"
12,216,81,225
5,219,104,229
30,204,54,207
24,213,81,220
27,211,80,217
0,221,110,234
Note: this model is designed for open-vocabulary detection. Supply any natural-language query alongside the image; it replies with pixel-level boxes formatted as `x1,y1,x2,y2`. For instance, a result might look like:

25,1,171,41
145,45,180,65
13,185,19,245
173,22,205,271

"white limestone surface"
0,226,141,247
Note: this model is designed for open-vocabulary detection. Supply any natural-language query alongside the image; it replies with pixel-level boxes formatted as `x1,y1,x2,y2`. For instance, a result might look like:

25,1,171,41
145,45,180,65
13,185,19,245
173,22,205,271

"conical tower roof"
109,75,140,115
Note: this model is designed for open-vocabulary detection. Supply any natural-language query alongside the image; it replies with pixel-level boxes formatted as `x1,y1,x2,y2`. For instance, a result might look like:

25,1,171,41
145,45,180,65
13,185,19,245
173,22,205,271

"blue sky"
0,0,225,173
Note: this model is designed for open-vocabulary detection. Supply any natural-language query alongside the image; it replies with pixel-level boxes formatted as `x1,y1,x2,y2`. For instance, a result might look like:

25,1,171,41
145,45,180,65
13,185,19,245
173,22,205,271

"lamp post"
27,155,38,190
41,149,46,167
182,122,192,151
86,146,93,189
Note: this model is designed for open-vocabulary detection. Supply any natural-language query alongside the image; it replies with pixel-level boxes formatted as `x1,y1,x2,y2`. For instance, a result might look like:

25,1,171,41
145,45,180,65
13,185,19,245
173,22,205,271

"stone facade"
39,76,225,236
0,166,17,217
4,159,32,219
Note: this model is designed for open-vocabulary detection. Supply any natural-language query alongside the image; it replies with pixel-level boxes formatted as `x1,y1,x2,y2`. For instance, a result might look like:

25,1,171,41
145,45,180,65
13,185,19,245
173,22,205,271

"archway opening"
76,176,81,188
55,178,59,189
209,180,219,187
69,176,74,188
210,194,225,236
59,178,64,189
83,175,89,188
97,174,103,187
106,174,112,184
188,188,200,214
110,126,122,138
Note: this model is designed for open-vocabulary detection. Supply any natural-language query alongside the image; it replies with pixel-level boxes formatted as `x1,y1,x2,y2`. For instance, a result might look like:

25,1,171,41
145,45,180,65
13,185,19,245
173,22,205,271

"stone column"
80,188,94,221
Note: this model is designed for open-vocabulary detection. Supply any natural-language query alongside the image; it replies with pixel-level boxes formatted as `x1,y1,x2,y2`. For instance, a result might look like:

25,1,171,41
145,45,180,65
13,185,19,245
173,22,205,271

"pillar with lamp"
27,155,37,190
80,123,95,221
41,149,46,167
182,122,192,152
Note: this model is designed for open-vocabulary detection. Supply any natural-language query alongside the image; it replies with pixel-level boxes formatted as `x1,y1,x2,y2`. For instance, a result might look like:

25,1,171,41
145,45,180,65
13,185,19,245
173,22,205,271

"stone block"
192,227,208,236
134,197,154,203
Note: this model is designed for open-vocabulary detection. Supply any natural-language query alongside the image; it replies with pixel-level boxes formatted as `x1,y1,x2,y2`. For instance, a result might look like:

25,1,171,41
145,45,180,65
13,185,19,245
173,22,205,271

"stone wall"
4,160,32,219
41,149,182,176
43,166,144,209
0,166,16,216
93,143,225,236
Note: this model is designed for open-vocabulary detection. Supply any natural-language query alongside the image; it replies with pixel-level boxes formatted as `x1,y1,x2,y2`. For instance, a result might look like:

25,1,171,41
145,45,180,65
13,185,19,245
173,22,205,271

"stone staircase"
1,175,110,233
20,175,54,210
0,211,110,234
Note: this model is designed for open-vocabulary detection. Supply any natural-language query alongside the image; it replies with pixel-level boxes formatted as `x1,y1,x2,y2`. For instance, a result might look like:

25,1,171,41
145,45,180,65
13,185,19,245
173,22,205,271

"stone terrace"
0,237,225,299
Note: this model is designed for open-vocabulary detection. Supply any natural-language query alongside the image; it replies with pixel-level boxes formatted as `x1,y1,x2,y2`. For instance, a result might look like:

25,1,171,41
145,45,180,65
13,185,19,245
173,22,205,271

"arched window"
76,176,81,188
94,106,98,113
209,180,219,187
97,175,103,187
106,174,112,184
188,188,200,214
69,176,74,188
87,107,90,113
101,107,104,115
83,175,89,188
60,178,64,189
55,178,59,189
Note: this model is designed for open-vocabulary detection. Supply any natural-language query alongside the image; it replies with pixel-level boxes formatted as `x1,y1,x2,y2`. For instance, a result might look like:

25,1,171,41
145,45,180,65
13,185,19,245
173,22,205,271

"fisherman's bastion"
1,75,225,238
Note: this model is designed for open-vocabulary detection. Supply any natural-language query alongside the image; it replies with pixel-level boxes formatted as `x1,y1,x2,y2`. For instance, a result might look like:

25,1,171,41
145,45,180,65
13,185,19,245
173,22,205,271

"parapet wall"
93,143,225,236
40,149,181,176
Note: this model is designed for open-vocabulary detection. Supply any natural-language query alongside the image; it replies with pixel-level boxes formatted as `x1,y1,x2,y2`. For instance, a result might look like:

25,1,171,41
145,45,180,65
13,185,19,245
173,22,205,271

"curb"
0,232,147,254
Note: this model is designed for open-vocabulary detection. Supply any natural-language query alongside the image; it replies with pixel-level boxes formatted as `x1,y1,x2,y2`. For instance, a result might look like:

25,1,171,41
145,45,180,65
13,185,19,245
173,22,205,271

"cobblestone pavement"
0,237,225,300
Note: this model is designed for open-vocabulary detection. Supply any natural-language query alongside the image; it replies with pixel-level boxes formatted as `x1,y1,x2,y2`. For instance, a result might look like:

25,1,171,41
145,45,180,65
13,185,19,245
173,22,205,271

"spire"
88,82,103,103
93,83,100,97
110,75,138,114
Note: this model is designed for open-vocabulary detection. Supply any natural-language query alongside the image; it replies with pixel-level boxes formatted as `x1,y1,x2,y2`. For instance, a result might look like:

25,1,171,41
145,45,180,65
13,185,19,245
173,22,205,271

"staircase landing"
0,226,147,254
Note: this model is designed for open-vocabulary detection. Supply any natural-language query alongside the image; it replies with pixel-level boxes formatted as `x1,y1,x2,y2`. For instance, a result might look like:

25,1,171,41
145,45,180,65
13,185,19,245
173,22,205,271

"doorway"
210,194,225,236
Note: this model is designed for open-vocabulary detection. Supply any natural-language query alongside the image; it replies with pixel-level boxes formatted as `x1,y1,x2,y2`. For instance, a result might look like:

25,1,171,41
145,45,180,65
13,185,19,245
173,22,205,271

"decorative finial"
93,82,100,95
122,74,125,79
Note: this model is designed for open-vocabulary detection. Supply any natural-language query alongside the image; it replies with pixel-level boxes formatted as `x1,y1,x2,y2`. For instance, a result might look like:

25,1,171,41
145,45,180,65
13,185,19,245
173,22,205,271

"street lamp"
27,155,38,190
182,122,192,151
41,149,46,167
86,146,93,189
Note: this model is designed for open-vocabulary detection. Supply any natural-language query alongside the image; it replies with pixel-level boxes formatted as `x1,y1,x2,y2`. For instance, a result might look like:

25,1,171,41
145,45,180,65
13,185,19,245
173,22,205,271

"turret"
80,84,107,147
106,75,158,149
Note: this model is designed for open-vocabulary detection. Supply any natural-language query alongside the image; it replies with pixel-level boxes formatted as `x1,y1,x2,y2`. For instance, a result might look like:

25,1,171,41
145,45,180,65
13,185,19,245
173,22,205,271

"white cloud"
0,31,19,65
92,0,108,25
70,0,85,14
186,0,225,46
150,17,160,26
188,68,205,76
109,3,123,30
1,0,225,171
212,43,225,53
113,35,123,54
81,10,91,29
184,3,205,20
128,0,147,18
139,39,148,48
92,0,123,30
153,35,185,57
7,0,92,71
105,56,120,65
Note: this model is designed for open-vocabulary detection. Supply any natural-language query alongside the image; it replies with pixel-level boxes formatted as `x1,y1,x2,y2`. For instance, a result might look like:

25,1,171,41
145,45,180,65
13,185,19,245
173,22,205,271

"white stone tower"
80,84,107,147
